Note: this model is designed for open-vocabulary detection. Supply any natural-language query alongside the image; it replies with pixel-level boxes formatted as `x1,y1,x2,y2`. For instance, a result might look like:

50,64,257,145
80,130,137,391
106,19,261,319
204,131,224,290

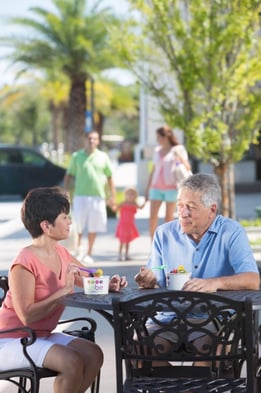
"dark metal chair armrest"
58,317,97,342
0,326,38,373
0,276,9,305
0,277,100,393
58,316,97,332
0,326,36,346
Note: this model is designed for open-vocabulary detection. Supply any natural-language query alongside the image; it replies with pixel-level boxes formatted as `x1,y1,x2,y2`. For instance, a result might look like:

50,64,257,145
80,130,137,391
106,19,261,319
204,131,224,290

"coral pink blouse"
0,244,72,338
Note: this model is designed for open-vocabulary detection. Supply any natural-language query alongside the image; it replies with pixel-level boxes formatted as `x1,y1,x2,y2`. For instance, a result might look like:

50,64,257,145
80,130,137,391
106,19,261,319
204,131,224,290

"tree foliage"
0,84,51,146
111,0,261,216
0,74,139,152
0,0,120,152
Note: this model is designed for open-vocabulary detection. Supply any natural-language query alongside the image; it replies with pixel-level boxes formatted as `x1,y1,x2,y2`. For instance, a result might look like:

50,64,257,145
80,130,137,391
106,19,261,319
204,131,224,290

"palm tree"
1,0,119,152
92,79,139,136
0,83,50,146
40,73,70,150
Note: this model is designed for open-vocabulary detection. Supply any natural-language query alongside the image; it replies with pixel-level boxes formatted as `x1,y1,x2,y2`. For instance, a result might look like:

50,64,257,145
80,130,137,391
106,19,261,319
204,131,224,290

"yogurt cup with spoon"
167,265,191,290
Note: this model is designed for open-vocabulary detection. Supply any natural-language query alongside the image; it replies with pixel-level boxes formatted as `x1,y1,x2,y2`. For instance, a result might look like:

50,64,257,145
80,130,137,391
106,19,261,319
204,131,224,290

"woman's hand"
65,264,79,292
109,274,127,292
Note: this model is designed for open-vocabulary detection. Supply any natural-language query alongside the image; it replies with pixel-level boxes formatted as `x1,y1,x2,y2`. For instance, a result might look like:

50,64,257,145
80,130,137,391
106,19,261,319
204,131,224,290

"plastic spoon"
151,265,166,270
79,267,96,274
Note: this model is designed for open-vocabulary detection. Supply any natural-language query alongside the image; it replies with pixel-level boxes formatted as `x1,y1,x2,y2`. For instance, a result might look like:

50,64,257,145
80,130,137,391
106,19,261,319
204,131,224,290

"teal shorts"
149,188,178,202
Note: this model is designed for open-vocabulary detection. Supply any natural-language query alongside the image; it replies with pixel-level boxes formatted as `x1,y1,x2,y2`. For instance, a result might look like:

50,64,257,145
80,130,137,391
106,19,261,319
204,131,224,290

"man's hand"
183,272,260,292
134,267,158,289
183,277,218,292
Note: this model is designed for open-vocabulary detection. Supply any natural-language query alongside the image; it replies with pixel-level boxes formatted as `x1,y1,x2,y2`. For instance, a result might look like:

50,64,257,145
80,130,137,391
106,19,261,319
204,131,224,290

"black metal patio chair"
112,290,257,393
0,275,100,393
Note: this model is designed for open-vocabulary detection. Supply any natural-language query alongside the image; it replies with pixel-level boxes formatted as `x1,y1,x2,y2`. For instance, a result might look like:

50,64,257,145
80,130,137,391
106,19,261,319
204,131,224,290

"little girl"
114,187,146,261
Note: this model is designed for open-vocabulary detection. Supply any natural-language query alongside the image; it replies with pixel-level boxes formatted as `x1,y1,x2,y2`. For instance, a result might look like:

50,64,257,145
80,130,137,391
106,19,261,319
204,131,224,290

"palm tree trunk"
67,73,87,153
95,111,104,140
49,102,60,150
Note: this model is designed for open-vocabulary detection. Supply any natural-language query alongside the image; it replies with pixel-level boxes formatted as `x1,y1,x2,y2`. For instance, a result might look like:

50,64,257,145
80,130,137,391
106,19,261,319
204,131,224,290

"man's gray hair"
179,173,221,208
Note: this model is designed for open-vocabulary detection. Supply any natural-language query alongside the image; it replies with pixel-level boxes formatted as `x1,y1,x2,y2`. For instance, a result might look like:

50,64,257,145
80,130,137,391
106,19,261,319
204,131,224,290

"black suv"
0,145,66,198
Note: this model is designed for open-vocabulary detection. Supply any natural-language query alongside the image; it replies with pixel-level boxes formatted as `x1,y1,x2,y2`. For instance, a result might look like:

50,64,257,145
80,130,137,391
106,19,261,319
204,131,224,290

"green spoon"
151,265,166,270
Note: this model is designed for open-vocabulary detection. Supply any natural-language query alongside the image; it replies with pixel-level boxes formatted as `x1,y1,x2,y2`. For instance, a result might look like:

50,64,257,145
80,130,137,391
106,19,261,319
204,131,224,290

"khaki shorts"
146,316,217,343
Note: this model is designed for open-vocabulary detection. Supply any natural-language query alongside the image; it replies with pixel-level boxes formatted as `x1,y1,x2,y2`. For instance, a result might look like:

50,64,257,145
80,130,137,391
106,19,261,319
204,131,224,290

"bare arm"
135,199,147,209
138,201,147,209
183,272,260,292
63,173,75,191
145,166,155,201
107,176,116,207
175,149,191,171
10,264,78,326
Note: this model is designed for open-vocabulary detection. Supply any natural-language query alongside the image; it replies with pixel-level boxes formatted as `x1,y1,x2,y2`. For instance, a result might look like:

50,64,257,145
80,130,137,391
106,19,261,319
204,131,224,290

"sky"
0,0,129,19
0,0,134,86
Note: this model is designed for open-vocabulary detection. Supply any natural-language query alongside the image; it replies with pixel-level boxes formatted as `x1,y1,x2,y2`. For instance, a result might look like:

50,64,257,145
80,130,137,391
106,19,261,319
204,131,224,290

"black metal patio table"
63,286,261,325
63,287,261,392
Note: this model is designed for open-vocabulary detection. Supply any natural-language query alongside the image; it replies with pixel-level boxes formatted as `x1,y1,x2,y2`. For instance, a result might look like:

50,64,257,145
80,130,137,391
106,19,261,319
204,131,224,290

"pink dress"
115,203,139,243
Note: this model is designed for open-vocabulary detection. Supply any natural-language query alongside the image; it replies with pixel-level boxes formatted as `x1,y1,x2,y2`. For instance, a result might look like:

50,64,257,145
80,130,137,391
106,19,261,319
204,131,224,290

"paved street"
0,191,261,392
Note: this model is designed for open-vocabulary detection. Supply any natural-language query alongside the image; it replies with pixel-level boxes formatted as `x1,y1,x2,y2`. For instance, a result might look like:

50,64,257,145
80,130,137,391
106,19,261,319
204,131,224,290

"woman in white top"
145,125,191,239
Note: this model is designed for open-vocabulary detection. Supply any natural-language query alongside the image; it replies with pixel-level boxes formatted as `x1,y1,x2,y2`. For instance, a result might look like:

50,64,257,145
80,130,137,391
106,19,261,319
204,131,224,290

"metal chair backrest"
0,276,9,305
112,290,255,393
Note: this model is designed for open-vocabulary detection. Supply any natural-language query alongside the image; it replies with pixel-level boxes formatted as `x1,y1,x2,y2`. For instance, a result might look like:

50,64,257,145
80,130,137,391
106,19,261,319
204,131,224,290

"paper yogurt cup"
83,276,110,295
168,272,191,290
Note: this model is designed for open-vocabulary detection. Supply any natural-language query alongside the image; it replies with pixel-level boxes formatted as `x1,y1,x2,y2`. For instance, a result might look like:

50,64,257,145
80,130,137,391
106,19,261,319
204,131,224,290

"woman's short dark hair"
21,187,70,238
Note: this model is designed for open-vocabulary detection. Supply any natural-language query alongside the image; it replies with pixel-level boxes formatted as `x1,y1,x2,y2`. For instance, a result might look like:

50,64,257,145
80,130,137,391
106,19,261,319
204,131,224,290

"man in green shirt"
64,131,116,264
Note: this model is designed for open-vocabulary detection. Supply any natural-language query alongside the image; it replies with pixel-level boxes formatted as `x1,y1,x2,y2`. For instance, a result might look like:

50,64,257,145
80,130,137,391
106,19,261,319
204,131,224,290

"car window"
0,150,9,164
21,150,47,167
0,149,22,164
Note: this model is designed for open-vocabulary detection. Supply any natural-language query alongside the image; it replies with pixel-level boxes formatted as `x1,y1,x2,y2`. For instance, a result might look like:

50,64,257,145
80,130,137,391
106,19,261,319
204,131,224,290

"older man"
135,173,260,291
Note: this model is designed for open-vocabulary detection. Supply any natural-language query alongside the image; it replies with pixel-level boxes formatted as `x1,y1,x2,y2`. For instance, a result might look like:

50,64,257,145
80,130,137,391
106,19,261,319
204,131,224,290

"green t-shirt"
66,149,113,198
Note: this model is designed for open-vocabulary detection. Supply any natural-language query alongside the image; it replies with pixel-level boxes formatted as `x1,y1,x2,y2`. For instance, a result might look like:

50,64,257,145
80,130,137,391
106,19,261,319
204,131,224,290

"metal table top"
63,287,261,312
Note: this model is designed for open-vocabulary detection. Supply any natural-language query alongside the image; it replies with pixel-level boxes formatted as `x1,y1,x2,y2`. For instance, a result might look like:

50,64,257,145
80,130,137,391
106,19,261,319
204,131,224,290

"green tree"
39,74,139,148
0,72,139,151
93,79,139,138
111,0,261,217
0,84,50,145
1,0,120,152
40,73,70,150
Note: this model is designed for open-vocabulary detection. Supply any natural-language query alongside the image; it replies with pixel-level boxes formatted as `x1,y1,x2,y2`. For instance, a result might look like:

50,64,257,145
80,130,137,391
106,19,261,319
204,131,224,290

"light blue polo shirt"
148,215,258,288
